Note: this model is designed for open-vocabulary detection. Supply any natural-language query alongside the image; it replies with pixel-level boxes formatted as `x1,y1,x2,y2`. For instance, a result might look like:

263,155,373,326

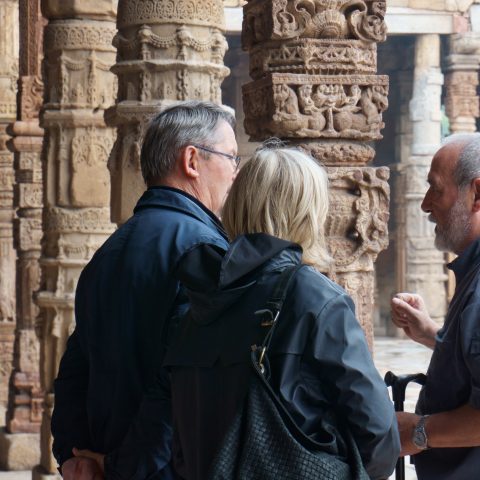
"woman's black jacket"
163,233,400,480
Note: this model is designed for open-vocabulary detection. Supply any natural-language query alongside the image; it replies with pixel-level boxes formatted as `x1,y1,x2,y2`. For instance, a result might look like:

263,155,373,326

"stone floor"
0,337,432,480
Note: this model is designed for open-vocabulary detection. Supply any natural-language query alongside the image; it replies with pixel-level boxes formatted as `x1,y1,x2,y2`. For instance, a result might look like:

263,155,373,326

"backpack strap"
254,264,304,371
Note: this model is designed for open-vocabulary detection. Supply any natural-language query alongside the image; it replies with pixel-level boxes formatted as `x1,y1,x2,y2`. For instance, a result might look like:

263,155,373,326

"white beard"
431,195,471,253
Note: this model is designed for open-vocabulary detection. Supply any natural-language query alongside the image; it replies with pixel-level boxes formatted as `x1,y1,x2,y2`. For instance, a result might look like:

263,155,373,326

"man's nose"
421,189,431,213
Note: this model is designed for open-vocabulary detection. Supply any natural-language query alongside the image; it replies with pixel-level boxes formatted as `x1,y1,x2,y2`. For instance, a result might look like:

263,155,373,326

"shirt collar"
448,236,480,282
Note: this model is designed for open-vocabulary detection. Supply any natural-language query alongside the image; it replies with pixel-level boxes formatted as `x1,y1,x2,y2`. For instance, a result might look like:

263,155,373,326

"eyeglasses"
192,144,241,170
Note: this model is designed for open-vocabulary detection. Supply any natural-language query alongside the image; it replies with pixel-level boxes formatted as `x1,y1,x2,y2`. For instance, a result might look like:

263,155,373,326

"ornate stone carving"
242,0,387,50
0,0,19,424
444,33,480,134
445,71,479,123
242,0,390,344
325,166,389,332
44,22,117,52
2,0,44,451
249,39,377,79
109,0,230,224
243,73,388,143
117,0,225,28
297,140,375,165
326,166,389,267
33,3,116,476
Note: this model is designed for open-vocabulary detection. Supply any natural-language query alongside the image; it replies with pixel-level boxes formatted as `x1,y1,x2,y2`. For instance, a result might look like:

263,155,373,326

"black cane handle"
384,371,427,411
384,371,427,480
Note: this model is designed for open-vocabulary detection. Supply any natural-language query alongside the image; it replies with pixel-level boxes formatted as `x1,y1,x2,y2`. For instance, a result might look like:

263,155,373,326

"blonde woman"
164,145,400,480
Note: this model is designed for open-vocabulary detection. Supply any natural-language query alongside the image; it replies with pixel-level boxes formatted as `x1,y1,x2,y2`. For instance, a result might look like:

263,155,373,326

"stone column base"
32,465,61,480
0,429,40,470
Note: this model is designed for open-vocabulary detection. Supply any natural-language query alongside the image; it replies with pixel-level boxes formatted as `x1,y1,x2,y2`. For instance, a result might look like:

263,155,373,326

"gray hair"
442,133,480,188
140,101,235,184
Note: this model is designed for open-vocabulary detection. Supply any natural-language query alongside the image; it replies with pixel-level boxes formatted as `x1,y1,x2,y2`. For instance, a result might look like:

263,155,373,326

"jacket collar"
134,186,228,241
219,233,302,288
448,236,480,283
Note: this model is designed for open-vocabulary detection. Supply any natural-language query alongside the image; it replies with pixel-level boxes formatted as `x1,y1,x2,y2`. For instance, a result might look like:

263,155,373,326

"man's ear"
472,177,480,212
179,146,200,179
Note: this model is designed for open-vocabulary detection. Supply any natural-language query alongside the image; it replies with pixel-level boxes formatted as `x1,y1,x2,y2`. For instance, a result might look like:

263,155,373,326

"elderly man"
391,133,480,479
51,101,238,479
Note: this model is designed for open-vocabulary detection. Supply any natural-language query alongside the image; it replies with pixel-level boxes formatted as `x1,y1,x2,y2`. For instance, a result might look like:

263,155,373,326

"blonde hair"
222,145,331,270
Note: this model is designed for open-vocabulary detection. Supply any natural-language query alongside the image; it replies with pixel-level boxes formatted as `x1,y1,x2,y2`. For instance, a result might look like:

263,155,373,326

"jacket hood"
188,233,302,325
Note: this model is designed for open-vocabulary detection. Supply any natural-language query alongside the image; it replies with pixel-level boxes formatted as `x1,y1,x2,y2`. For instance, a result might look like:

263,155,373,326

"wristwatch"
412,415,429,450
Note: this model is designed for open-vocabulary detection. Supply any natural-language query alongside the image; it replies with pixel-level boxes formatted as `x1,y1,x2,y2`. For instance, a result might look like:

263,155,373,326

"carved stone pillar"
242,0,389,344
445,33,480,135
401,34,446,324
0,0,19,428
0,0,45,471
393,70,413,333
33,2,117,478
108,0,230,224
222,37,259,159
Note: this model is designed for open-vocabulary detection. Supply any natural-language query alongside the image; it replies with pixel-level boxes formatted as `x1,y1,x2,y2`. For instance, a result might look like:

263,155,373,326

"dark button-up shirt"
415,237,480,479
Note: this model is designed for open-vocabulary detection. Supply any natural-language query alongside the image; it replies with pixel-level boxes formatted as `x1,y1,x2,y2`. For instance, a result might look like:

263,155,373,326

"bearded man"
391,133,480,479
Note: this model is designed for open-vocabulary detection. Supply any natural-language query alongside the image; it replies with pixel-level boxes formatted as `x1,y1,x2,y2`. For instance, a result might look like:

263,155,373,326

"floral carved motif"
45,22,116,52
118,0,225,28
19,75,44,121
44,207,112,234
250,39,376,78
242,0,387,49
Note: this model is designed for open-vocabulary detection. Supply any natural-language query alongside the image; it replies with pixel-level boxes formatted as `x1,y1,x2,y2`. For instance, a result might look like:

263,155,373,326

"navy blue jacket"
164,233,400,480
51,187,229,479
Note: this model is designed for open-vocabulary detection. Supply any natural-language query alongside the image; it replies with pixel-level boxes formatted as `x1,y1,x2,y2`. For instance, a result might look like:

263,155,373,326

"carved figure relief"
298,141,375,165
244,73,388,140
